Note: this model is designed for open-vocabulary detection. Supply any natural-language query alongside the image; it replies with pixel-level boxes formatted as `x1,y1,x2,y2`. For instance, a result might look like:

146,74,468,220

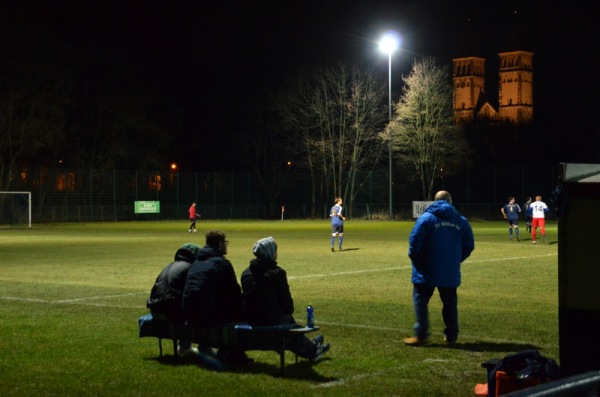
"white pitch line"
63,301,141,309
57,291,146,303
0,297,51,303
315,320,542,346
312,369,402,389
289,253,556,280
289,267,407,280
465,253,556,264
0,295,146,309
0,253,557,304
309,320,546,390
319,321,407,333
0,252,557,333
311,358,459,389
0,296,552,348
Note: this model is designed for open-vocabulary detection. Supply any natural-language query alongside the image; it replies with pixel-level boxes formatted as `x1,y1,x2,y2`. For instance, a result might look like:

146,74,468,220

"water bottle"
306,305,314,328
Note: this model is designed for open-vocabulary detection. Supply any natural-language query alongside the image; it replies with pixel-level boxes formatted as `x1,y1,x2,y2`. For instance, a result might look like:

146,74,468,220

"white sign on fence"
412,201,434,218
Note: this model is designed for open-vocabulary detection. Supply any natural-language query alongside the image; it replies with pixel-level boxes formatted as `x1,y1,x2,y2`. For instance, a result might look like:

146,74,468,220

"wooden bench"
138,314,319,375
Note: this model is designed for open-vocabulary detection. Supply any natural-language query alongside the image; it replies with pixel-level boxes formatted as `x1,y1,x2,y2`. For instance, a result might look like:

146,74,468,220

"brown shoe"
403,336,429,346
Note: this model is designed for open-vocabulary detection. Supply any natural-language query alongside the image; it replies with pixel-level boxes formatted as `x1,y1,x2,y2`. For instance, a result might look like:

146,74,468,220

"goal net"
0,191,32,228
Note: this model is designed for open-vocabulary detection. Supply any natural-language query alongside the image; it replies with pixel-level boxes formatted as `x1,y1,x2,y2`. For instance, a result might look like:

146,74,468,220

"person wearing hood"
146,243,201,356
241,236,330,362
403,190,475,346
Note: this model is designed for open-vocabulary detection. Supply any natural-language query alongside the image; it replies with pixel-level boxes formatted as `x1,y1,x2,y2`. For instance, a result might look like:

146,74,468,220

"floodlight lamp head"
379,31,401,55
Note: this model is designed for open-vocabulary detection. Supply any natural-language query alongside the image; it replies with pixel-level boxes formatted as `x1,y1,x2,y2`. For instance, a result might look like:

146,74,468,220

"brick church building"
452,51,533,125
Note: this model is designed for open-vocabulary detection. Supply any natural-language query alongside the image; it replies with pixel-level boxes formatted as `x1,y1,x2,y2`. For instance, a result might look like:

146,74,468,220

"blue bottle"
306,305,314,328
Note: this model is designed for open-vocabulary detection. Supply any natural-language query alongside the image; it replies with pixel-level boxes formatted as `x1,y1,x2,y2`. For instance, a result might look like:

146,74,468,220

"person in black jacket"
146,243,201,356
241,236,330,362
182,230,244,326
182,230,250,364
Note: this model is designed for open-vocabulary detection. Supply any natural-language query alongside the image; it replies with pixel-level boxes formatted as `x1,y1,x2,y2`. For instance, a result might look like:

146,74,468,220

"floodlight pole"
387,52,393,221
379,32,399,221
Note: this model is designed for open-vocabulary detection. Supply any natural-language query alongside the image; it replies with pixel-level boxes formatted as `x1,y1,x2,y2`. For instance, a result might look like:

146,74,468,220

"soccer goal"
0,191,32,228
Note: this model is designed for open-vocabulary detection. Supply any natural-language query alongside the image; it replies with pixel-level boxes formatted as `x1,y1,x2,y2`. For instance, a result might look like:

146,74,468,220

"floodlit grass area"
0,220,558,396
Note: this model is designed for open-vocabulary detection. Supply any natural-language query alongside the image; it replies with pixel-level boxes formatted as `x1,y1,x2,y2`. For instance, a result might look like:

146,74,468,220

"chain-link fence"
0,164,559,225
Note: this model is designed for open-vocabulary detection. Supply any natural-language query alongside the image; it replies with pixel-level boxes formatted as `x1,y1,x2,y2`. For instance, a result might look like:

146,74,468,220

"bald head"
434,190,452,203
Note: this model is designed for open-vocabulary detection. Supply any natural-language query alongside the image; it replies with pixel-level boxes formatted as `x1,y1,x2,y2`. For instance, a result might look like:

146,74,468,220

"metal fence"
0,164,560,225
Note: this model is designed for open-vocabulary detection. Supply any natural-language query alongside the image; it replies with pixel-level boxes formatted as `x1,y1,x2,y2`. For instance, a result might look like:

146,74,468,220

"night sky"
4,0,599,170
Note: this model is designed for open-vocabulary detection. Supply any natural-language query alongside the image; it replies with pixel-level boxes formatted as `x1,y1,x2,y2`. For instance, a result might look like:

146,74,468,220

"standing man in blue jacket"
403,190,475,346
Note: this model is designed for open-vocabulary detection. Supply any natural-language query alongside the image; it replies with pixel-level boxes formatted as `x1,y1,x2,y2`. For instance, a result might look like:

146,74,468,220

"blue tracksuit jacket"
408,200,475,288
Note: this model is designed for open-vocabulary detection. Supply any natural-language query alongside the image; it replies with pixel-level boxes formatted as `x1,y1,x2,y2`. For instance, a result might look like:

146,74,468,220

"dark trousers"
412,283,458,342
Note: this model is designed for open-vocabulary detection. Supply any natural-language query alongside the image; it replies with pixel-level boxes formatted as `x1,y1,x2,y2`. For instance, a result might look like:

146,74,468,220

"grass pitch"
0,220,558,396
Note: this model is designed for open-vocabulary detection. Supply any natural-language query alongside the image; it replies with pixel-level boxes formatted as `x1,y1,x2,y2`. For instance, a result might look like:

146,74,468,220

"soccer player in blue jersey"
501,197,522,241
522,197,532,233
329,197,346,252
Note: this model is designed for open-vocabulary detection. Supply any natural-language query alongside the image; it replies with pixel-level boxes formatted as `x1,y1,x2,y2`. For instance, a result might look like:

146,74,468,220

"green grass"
0,220,558,396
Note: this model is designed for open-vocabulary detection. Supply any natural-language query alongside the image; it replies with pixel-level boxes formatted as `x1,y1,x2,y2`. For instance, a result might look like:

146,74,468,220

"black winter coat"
146,248,195,321
241,258,295,326
182,246,244,326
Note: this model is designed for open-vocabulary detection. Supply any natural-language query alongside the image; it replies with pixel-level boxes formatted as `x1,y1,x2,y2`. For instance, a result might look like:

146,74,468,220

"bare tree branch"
390,58,469,200
273,64,388,216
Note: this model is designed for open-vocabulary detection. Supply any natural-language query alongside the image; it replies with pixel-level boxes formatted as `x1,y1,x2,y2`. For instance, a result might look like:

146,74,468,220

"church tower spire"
498,51,533,124
452,57,486,123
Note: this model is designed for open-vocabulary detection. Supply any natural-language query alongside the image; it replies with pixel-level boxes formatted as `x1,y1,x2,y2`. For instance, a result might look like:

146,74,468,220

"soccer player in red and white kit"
529,196,549,244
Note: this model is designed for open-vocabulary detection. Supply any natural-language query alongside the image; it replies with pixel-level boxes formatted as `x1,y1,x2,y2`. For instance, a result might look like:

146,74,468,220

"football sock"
330,236,335,247
338,236,343,248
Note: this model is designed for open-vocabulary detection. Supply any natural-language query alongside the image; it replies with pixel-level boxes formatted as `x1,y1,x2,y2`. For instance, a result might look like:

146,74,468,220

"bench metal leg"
157,337,179,360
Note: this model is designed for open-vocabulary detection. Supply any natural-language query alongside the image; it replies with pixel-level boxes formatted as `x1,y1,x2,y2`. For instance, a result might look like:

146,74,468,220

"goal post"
0,191,32,228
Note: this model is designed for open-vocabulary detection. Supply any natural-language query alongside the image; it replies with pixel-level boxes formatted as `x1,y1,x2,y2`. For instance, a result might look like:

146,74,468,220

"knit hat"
252,236,278,261
178,243,202,259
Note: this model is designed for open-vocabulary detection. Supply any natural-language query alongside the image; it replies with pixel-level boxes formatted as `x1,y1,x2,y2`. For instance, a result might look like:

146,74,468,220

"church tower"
452,57,486,123
498,51,533,124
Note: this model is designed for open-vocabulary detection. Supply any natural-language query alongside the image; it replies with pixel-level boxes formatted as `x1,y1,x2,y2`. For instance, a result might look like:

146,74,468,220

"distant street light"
379,31,400,221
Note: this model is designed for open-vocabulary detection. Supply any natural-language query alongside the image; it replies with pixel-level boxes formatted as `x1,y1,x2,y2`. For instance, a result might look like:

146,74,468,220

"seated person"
182,230,250,364
241,236,330,362
146,243,201,356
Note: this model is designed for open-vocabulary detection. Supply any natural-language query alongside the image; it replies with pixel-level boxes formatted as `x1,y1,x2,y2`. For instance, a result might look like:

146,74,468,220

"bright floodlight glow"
379,31,400,55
